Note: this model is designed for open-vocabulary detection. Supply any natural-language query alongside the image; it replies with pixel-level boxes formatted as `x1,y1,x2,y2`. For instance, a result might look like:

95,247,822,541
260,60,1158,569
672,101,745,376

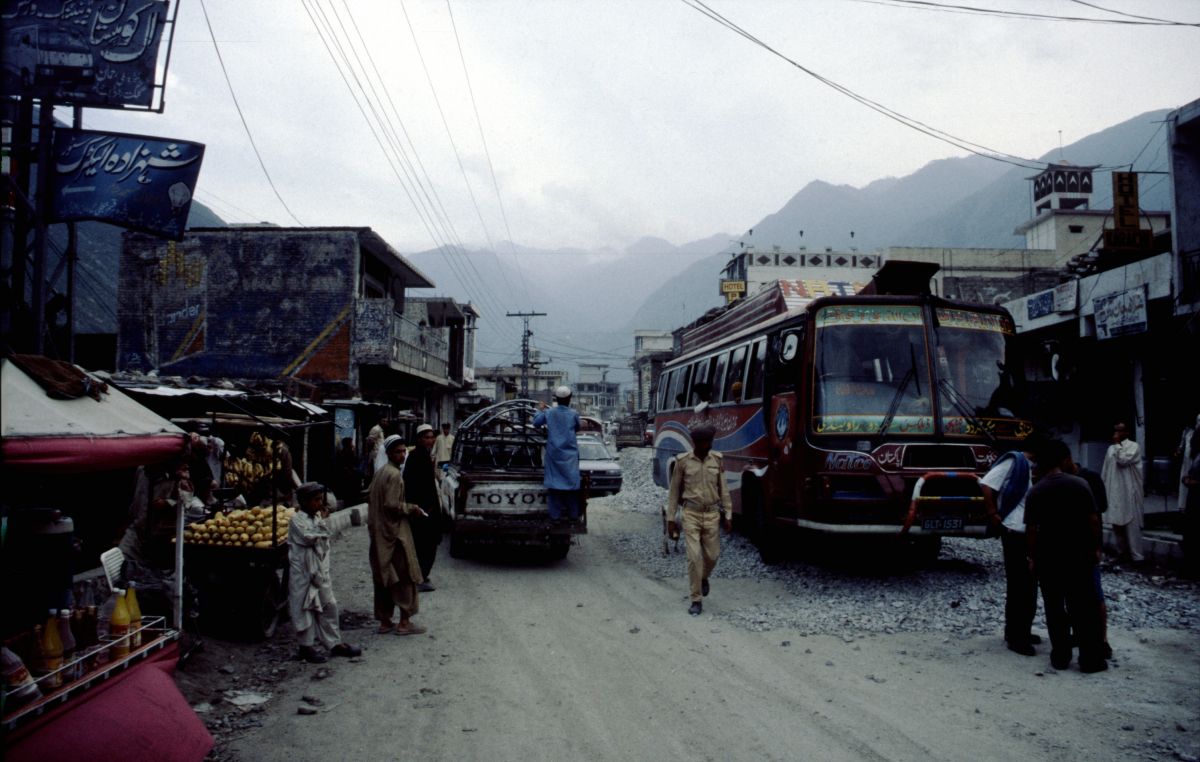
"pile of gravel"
598,448,1200,638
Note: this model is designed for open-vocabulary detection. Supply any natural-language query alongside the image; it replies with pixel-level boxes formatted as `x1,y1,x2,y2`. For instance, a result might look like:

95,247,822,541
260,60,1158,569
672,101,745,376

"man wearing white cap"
404,423,441,592
533,386,582,522
367,435,427,636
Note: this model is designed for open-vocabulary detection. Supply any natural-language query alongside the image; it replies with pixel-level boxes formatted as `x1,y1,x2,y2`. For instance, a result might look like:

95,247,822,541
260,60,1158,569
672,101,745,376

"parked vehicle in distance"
577,435,622,496
615,416,644,450
644,424,655,447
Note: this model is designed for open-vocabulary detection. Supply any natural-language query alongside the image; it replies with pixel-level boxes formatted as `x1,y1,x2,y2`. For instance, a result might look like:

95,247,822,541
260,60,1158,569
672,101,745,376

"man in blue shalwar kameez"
533,385,582,522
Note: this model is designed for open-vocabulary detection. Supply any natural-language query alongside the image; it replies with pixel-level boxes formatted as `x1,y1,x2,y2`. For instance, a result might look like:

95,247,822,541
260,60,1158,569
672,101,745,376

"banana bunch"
223,432,285,493
182,506,295,548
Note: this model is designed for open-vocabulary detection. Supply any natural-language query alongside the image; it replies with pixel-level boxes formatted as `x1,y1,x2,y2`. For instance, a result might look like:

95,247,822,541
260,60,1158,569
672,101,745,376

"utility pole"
506,311,546,398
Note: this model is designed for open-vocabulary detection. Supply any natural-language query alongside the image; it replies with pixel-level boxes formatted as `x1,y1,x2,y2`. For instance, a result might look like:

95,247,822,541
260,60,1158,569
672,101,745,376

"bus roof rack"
860,260,940,296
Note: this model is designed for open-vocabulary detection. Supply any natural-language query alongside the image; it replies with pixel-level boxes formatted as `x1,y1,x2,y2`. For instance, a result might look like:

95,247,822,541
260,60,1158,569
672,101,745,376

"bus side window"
709,351,728,404
674,365,693,409
660,370,675,411
725,345,748,402
688,358,710,406
744,339,767,400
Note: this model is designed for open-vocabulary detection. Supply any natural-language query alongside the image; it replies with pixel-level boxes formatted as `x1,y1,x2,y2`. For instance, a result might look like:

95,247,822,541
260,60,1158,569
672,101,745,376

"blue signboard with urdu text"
49,128,204,240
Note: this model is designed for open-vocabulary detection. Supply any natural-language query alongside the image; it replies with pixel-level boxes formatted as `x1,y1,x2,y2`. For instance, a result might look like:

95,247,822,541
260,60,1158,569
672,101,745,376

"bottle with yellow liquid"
40,611,64,689
109,591,131,660
126,583,143,649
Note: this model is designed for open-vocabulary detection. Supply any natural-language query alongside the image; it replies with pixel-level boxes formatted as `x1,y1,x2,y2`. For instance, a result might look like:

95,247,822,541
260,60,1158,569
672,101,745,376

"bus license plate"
922,517,963,531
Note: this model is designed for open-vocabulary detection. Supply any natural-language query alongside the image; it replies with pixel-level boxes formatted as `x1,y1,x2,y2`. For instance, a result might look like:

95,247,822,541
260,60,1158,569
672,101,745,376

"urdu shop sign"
1093,285,1148,340
49,129,204,240
1,1,169,109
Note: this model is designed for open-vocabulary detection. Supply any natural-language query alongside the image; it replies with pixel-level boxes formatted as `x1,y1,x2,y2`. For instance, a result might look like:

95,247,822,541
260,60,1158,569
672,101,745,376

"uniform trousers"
683,507,721,603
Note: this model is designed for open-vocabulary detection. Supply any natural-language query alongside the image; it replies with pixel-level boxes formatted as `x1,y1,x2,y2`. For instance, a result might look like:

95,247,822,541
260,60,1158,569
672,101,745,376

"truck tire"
548,536,571,560
448,531,468,559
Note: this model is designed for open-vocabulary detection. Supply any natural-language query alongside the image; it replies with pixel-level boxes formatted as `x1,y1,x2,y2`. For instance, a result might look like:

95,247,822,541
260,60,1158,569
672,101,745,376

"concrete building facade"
117,227,472,422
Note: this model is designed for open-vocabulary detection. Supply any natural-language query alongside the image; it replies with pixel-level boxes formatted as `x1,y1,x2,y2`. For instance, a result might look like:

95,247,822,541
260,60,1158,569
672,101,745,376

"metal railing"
392,312,449,379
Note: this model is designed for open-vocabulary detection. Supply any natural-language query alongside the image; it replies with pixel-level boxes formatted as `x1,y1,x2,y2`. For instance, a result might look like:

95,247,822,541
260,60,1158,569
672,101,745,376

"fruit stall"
1,355,213,761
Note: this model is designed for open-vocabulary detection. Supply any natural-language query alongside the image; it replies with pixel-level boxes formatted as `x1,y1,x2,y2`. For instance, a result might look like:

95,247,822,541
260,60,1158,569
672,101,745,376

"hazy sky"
80,0,1199,255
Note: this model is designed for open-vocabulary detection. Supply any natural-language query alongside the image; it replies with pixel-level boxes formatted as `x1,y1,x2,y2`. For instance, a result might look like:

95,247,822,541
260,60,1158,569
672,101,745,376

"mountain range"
56,108,1173,386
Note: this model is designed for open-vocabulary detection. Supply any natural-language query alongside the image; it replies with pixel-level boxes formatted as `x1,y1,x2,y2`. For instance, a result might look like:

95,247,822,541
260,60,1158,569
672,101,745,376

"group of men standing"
980,421,1151,674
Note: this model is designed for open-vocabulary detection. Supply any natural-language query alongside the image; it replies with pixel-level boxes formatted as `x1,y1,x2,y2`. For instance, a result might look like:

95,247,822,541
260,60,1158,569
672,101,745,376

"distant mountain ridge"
64,108,1173,389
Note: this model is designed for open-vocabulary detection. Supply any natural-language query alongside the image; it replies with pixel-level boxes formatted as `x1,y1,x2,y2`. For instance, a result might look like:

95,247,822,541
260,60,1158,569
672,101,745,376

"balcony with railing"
354,298,450,384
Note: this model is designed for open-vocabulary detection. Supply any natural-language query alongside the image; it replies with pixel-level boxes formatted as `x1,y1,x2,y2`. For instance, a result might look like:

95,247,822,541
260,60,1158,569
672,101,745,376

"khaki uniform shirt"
666,450,732,522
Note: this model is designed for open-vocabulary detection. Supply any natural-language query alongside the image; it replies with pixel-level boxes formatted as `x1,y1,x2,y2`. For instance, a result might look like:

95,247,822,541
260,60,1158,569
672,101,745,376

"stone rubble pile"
600,448,1200,638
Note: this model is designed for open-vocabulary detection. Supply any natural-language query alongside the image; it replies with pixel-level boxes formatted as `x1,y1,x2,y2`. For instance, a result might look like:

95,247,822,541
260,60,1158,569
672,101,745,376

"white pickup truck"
439,400,586,560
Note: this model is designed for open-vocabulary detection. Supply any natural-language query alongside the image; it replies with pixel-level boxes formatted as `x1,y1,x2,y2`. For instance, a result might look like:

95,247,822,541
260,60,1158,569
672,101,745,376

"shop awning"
1,357,187,473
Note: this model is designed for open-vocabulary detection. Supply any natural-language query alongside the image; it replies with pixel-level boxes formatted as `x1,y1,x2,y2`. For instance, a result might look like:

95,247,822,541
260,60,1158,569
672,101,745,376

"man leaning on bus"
666,426,733,616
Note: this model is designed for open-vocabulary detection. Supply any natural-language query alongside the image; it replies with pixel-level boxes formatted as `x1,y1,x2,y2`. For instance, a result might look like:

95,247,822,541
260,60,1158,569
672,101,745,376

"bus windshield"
813,305,934,435
932,308,1019,435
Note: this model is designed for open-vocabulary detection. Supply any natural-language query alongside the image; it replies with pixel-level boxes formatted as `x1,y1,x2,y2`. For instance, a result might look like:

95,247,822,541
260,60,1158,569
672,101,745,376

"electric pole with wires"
506,311,546,398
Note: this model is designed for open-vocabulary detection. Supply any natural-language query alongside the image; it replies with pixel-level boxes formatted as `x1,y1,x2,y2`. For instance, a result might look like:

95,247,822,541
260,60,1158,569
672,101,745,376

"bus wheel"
744,479,784,565
909,536,942,565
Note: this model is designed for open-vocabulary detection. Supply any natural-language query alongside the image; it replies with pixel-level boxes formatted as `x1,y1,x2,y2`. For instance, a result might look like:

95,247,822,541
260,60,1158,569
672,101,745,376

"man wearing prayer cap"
367,435,427,635
534,386,582,523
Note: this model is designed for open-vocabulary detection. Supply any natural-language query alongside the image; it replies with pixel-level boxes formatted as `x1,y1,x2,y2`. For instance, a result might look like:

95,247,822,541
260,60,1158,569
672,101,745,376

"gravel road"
184,448,1200,762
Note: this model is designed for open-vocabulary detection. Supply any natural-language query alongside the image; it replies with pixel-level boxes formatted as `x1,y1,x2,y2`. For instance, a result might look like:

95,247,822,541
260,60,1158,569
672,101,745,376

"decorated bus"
652,262,1032,562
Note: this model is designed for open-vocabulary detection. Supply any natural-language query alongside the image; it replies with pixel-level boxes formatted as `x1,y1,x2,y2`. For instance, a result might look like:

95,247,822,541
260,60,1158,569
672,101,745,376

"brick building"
117,226,473,420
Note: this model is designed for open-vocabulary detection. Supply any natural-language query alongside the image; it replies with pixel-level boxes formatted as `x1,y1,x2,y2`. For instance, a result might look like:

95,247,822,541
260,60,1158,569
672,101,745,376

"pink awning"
1,433,187,473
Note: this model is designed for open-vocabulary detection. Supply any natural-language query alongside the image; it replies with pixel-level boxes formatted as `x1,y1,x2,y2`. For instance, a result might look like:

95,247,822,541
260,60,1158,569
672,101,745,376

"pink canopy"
1,358,186,473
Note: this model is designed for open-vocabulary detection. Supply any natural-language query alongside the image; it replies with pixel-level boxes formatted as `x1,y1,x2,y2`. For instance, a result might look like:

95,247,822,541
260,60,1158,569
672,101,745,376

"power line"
858,0,1200,26
198,0,305,226
445,0,532,305
1067,0,1199,26
682,0,1044,170
395,1,519,320
300,0,517,337
682,0,1179,172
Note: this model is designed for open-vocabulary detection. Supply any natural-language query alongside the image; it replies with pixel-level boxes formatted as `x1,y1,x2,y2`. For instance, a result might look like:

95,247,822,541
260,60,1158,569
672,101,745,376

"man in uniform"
665,426,732,616
533,386,582,523
367,435,427,636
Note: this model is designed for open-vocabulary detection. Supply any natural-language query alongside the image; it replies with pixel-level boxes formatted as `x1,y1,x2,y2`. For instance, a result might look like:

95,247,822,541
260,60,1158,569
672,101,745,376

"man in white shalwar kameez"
288,482,362,663
1102,422,1145,563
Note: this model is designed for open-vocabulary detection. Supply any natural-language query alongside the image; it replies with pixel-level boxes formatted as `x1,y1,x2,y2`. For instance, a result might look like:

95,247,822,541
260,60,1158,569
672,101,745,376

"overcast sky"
80,0,1199,256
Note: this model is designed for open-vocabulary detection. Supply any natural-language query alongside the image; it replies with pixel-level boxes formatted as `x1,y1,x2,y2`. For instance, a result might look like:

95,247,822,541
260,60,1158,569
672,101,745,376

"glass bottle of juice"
109,592,131,660
126,582,144,649
58,609,77,682
71,608,92,674
30,625,48,685
1,645,41,709
87,605,108,666
41,612,64,689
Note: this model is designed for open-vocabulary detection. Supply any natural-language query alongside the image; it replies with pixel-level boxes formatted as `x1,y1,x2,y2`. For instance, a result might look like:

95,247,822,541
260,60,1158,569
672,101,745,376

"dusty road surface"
180,451,1200,762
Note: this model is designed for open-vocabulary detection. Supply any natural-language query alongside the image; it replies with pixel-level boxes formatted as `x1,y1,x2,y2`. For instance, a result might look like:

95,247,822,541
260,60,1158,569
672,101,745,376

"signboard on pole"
1093,285,1148,340
49,129,204,240
1,1,171,109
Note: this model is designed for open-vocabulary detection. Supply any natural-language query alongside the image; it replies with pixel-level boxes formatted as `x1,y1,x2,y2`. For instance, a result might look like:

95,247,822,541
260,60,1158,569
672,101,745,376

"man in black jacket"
403,424,441,592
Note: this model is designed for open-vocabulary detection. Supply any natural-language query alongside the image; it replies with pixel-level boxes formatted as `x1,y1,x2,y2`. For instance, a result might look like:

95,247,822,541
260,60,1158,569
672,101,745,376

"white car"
577,435,622,496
